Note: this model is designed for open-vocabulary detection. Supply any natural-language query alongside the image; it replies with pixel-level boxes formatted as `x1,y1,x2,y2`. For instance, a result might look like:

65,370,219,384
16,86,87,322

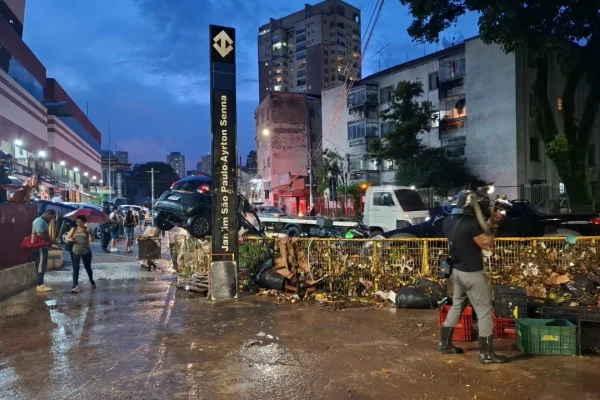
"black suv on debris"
153,175,212,238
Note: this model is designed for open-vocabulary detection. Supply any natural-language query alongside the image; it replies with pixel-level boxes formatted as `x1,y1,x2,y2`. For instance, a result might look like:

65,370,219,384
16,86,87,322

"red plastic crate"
493,313,517,340
438,305,474,341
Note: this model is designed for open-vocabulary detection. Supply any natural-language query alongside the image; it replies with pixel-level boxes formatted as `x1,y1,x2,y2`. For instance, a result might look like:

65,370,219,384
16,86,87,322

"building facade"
99,150,131,199
0,1,102,202
257,0,361,102
321,36,600,201
198,153,211,175
167,151,185,178
255,92,322,213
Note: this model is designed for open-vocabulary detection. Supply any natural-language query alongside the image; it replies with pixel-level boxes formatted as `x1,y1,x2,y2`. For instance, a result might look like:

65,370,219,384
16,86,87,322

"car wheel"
286,226,301,237
187,214,211,239
154,212,175,231
94,226,101,239
369,228,384,238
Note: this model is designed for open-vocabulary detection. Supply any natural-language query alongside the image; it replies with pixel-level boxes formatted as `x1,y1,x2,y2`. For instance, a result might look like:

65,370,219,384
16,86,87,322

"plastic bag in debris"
414,279,445,300
564,273,596,298
395,286,437,309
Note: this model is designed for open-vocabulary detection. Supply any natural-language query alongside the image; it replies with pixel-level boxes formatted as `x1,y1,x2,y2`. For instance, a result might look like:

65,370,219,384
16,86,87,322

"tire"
286,226,301,237
544,229,582,237
154,212,175,231
94,226,101,240
390,233,417,239
187,214,211,239
369,228,384,238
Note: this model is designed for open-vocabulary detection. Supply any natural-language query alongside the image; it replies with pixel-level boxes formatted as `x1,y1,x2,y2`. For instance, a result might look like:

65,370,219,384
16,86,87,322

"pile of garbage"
489,238,600,307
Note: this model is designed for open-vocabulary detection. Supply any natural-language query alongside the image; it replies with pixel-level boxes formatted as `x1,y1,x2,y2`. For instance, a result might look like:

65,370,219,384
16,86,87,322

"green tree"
400,0,600,211
126,162,180,199
369,80,479,188
395,147,483,192
315,148,346,198
368,80,435,161
91,194,108,205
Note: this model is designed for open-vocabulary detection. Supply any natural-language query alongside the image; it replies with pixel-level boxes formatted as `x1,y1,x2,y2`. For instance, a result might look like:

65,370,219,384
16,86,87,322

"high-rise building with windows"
198,153,211,175
167,151,185,178
257,0,361,102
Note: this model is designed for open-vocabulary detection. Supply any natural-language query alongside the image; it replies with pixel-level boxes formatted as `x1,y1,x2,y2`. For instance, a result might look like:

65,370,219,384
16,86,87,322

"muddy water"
0,278,599,400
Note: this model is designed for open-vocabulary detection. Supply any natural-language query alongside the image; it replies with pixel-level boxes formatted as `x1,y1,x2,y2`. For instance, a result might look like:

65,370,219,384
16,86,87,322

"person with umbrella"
65,215,96,293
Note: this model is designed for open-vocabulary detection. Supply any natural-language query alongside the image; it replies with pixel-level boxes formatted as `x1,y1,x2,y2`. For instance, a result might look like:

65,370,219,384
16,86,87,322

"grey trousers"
443,269,494,338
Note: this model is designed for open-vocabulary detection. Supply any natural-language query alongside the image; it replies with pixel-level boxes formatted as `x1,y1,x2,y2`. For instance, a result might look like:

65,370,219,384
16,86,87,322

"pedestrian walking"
32,209,57,292
109,208,123,252
439,192,508,364
66,215,96,293
138,209,146,233
123,207,137,253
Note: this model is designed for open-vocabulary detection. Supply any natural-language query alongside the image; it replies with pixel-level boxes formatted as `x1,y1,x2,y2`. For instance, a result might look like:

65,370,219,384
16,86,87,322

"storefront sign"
210,24,238,300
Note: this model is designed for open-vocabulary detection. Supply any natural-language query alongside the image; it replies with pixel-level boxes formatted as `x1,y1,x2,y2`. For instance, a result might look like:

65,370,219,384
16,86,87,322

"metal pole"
107,124,112,201
307,98,313,208
147,168,155,227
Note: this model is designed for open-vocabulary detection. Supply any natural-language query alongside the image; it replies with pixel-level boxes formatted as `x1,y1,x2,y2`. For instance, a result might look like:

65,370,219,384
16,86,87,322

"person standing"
66,215,96,293
123,207,137,253
138,209,146,233
439,200,508,364
109,208,123,252
32,209,57,292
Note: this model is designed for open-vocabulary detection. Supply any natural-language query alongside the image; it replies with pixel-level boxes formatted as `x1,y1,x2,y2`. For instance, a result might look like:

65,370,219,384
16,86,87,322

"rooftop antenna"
442,31,465,49
368,42,390,72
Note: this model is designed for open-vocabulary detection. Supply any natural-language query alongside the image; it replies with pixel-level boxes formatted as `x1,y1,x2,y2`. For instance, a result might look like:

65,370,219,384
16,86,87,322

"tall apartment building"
322,36,600,202
257,0,361,102
167,151,185,178
198,153,211,175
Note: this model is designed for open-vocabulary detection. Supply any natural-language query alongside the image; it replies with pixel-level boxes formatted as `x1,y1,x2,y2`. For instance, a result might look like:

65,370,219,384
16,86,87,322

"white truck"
259,185,430,237
362,185,430,236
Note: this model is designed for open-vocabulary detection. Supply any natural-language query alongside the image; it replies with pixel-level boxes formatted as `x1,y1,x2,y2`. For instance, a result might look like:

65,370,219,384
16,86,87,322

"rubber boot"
478,336,508,364
438,327,464,354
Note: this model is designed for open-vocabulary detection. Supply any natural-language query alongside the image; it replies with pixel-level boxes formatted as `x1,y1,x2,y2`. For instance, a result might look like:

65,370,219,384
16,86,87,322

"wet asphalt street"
1,235,600,399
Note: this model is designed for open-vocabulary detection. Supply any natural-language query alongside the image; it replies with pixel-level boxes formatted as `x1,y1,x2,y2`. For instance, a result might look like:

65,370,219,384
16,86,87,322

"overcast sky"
23,0,478,170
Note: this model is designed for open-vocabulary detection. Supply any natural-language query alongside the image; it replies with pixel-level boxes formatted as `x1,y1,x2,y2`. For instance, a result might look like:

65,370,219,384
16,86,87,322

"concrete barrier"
0,262,36,301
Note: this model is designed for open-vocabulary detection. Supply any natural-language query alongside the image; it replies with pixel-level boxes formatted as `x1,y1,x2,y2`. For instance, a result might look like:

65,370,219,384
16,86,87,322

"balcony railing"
440,117,466,132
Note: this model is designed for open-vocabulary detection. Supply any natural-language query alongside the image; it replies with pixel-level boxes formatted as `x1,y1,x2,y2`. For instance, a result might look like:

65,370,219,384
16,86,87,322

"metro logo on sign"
213,30,233,58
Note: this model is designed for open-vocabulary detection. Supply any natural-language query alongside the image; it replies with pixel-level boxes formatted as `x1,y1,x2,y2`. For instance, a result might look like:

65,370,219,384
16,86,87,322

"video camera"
450,185,512,219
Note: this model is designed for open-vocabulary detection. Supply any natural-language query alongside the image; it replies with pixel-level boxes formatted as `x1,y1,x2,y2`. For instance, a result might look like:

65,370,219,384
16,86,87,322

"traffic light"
329,177,337,201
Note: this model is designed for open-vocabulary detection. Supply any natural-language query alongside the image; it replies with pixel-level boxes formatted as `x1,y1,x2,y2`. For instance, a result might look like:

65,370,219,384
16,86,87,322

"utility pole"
147,168,156,227
307,97,314,208
107,124,112,201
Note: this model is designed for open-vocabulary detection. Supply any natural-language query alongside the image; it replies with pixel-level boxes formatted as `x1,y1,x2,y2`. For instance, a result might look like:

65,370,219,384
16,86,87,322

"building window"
297,85,307,93
530,137,540,162
296,43,306,51
296,34,306,43
297,78,306,86
296,52,306,61
557,97,563,111
347,120,379,140
440,95,466,120
380,121,394,136
589,145,596,166
380,86,393,103
441,136,466,160
347,85,378,107
428,72,439,91
297,68,306,78
273,85,282,91
439,57,465,81
295,27,306,35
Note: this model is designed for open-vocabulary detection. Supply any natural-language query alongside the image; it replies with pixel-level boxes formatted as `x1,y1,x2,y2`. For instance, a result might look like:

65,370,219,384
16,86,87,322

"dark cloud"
22,0,478,169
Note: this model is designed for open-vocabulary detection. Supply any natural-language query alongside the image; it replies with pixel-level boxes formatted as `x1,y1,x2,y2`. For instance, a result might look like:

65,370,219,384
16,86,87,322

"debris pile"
176,274,209,296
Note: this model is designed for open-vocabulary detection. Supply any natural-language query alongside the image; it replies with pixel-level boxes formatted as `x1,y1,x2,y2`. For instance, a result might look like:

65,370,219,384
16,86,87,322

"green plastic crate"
516,318,577,356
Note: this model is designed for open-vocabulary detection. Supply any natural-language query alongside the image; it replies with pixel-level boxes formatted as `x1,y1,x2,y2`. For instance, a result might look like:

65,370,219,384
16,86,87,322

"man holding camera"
439,193,508,364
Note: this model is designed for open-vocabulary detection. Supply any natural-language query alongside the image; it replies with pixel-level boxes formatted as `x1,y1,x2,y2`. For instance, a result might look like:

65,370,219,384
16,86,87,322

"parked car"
257,206,286,218
153,175,212,238
382,199,600,239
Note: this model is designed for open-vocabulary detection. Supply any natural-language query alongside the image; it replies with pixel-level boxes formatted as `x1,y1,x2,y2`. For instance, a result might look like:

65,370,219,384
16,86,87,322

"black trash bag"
414,278,445,300
395,286,437,309
564,273,596,298
254,259,287,291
